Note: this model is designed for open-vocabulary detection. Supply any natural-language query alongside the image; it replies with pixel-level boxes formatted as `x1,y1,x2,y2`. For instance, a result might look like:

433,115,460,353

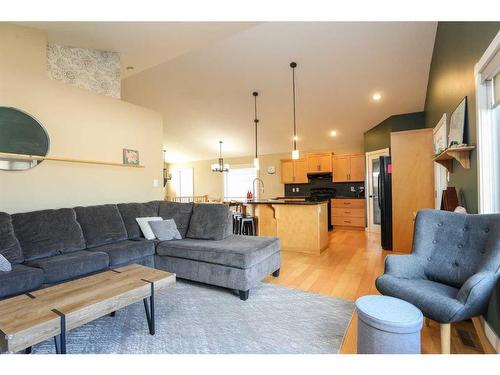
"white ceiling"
21,22,438,162
19,22,258,78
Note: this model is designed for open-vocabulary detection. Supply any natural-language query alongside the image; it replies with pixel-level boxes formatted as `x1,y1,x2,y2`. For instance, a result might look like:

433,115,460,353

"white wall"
0,24,164,213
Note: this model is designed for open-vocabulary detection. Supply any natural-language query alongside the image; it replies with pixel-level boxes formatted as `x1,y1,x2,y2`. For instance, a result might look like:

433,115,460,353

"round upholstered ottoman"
355,295,423,354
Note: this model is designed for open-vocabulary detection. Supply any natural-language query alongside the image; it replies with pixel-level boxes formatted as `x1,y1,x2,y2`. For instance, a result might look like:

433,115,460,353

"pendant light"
290,62,299,160
211,141,229,172
252,91,260,171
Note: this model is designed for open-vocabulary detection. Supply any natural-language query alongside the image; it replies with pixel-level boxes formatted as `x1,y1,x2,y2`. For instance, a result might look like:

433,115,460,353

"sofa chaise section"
155,234,281,300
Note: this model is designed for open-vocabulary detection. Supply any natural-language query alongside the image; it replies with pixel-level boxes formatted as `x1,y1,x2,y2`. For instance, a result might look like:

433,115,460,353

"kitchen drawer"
331,199,365,208
332,207,365,218
332,216,365,227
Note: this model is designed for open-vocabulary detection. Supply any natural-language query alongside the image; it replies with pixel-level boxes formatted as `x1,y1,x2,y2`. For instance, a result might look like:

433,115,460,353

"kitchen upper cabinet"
281,159,295,184
349,154,365,181
333,154,365,182
306,152,333,173
333,155,350,182
280,158,308,184
294,158,308,183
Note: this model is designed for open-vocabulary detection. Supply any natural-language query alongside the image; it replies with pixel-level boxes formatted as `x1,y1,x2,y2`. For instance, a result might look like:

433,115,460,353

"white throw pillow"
0,254,12,272
135,217,163,240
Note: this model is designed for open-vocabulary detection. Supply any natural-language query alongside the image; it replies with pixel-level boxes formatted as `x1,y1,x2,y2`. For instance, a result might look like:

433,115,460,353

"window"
224,165,257,200
475,31,500,213
171,168,193,197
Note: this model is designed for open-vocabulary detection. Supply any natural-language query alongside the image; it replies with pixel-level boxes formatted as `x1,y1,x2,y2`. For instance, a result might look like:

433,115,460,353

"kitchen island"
243,200,328,255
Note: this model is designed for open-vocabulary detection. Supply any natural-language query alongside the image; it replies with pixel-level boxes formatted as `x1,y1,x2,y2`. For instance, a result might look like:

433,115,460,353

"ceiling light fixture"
211,141,229,173
290,61,300,160
372,93,382,101
330,130,337,137
252,91,260,171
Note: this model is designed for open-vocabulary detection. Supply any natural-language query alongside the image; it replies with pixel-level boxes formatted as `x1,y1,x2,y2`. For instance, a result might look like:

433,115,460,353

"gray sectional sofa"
0,201,281,301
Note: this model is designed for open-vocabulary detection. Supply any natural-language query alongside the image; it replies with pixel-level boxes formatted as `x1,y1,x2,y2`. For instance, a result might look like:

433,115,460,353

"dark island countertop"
238,199,328,205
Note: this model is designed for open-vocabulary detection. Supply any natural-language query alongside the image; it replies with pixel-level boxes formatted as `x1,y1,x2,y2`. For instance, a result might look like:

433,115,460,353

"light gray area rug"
31,281,354,354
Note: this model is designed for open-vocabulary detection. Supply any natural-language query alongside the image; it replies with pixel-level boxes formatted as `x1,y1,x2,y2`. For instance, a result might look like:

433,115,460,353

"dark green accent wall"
364,111,425,153
424,22,500,214
425,22,500,340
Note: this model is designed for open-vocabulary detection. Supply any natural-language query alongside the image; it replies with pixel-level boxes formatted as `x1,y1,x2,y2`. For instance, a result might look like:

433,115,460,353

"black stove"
307,187,336,230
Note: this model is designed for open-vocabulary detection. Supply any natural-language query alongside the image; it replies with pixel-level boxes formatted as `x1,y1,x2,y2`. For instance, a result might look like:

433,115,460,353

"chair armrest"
456,272,498,309
383,254,426,279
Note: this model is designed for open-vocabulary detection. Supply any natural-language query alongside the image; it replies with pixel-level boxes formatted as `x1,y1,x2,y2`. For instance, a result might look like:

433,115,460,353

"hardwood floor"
263,229,484,354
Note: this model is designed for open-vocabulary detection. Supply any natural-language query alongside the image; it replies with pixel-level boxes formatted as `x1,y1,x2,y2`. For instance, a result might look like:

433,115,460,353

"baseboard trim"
482,316,499,353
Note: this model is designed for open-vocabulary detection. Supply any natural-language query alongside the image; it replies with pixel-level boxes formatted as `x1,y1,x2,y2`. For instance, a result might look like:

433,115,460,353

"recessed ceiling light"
330,130,337,137
126,66,135,71
372,93,382,101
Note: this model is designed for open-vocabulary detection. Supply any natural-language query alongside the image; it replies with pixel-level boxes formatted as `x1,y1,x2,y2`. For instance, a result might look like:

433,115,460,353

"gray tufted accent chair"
376,209,500,353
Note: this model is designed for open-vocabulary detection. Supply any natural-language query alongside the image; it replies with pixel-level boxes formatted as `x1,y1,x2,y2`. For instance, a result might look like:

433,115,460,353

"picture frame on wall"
448,97,467,147
123,148,140,165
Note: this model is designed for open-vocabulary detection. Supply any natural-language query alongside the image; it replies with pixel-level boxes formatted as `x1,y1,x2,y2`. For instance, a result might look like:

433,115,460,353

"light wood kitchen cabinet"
306,152,333,173
333,153,365,182
331,198,366,229
280,158,308,184
349,154,365,181
281,159,294,184
293,158,308,183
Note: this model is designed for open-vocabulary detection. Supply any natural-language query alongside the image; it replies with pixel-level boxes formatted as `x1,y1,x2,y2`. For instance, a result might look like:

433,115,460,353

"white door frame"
365,148,390,233
433,114,448,209
475,30,500,213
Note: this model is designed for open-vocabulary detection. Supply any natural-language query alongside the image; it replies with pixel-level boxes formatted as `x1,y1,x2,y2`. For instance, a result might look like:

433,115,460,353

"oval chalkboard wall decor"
0,107,50,170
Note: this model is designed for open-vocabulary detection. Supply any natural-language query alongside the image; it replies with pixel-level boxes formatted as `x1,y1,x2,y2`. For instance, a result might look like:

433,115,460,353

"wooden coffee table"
0,264,176,354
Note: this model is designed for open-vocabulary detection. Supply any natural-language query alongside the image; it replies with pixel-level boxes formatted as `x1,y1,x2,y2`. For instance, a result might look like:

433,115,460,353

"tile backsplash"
285,180,365,198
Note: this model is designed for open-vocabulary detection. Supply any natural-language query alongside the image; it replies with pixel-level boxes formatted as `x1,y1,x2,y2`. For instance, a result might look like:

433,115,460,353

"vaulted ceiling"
22,22,437,162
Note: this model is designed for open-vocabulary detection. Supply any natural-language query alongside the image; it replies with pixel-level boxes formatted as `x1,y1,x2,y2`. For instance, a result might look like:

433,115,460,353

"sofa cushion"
90,240,155,266
156,235,280,269
158,201,193,238
0,212,23,264
186,203,232,240
376,275,464,323
12,208,86,261
117,201,160,239
0,264,44,299
413,210,500,288
26,250,109,284
74,204,127,248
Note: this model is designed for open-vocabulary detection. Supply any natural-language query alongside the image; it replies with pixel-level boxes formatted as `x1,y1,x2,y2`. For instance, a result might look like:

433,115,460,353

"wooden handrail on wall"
164,195,209,203
0,152,145,168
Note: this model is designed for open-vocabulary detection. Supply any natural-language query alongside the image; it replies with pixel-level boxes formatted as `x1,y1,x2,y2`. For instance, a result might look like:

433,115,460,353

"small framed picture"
448,97,467,147
123,149,139,165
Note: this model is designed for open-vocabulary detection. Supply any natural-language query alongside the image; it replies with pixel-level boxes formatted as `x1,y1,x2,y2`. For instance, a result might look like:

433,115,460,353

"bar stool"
239,216,256,236
232,213,243,234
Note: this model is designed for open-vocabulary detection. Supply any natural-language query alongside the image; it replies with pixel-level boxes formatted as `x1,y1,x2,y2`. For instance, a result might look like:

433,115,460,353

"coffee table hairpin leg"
51,309,66,354
141,280,155,335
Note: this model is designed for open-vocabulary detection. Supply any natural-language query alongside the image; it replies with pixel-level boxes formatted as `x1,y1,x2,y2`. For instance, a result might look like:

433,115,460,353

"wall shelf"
0,152,145,168
432,146,475,173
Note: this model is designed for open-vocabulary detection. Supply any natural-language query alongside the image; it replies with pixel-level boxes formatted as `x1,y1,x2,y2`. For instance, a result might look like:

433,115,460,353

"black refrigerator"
379,156,393,250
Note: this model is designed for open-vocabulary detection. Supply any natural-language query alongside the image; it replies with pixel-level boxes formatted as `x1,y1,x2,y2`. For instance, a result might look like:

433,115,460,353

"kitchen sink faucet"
252,178,264,199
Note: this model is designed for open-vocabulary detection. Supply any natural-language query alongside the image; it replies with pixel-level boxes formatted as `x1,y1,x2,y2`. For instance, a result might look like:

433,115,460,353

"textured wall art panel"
47,44,121,98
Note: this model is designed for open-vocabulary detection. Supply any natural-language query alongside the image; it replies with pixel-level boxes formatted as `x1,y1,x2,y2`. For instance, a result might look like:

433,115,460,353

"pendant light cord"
291,62,297,150
253,92,259,159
